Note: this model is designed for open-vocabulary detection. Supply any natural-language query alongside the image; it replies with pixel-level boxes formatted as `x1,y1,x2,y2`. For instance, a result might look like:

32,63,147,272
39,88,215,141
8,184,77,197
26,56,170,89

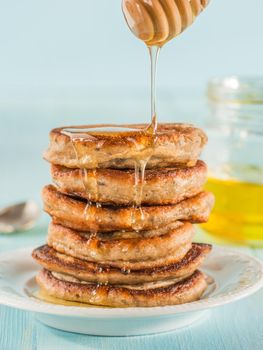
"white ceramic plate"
0,246,263,336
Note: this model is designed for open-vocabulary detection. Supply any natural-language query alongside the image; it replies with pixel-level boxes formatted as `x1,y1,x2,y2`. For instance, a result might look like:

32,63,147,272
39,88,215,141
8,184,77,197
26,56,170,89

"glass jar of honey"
201,76,263,245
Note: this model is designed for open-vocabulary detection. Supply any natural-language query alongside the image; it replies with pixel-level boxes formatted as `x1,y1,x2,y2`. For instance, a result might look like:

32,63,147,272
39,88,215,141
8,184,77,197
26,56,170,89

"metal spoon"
0,201,40,234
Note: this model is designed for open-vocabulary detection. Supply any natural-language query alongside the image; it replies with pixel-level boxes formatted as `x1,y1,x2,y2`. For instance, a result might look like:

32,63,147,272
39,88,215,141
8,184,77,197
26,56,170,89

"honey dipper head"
122,0,211,47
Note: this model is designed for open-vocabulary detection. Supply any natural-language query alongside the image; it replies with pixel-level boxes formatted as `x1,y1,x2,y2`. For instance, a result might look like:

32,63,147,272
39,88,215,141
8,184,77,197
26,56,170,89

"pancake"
51,160,207,205
44,123,207,169
32,243,211,285
47,221,194,263
36,269,207,307
42,185,215,232
44,243,191,270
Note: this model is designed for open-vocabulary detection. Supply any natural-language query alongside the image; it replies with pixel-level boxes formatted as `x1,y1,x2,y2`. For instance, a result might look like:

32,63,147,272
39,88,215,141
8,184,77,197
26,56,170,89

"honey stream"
59,44,160,233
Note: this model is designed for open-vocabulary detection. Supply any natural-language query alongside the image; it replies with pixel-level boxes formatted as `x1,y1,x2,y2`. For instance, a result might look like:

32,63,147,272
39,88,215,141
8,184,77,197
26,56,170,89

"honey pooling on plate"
33,289,108,308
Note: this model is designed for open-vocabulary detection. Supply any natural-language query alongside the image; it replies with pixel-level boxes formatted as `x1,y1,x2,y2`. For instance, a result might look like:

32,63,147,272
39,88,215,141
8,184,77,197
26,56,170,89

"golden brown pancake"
42,185,215,232
51,160,207,205
32,243,211,285
44,123,207,169
47,221,194,263
36,269,207,307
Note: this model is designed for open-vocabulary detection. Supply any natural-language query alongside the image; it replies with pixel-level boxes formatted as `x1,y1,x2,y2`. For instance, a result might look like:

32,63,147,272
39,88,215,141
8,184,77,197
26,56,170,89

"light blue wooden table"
1,88,263,349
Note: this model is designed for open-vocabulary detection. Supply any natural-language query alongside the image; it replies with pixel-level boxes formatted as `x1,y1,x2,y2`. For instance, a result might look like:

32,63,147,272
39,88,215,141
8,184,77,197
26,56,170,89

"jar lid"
207,76,263,104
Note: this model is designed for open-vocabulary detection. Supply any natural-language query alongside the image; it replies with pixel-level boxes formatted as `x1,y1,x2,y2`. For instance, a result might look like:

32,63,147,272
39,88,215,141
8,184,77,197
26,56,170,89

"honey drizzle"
61,129,100,235
148,45,160,134
129,46,159,230
131,158,148,231
57,0,211,235
130,45,159,230
59,7,162,235
120,0,211,229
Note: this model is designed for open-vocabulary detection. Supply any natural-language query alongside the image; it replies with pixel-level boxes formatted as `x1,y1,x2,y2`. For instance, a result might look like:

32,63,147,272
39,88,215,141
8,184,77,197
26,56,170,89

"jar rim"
207,76,263,104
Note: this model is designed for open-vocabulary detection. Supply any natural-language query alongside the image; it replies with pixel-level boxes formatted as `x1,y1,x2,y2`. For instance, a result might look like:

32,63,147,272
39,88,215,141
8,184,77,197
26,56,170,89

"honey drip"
148,45,160,133
61,128,102,234
130,45,159,230
61,125,155,205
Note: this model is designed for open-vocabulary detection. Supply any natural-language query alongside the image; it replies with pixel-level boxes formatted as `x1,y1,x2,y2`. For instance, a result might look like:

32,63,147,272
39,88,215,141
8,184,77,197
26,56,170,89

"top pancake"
44,123,207,169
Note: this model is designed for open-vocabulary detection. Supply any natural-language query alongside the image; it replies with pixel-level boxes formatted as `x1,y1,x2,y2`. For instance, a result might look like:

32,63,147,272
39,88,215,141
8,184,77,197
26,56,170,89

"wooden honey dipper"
122,0,210,47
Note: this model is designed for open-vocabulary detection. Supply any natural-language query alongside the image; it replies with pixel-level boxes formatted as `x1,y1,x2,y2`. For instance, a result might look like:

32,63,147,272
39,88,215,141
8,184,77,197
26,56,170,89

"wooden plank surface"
1,287,263,350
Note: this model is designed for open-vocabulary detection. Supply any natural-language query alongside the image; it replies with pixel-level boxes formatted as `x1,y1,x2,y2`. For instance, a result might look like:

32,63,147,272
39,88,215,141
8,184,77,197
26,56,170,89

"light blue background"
0,0,262,89
1,0,263,207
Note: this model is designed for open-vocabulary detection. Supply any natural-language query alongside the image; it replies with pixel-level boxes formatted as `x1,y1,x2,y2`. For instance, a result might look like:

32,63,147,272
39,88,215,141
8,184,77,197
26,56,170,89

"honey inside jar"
202,176,263,244
202,77,263,245
122,0,210,47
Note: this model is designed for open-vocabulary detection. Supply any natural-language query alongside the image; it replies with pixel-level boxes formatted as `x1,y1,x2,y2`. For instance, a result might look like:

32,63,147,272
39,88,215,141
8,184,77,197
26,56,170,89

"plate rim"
0,245,263,318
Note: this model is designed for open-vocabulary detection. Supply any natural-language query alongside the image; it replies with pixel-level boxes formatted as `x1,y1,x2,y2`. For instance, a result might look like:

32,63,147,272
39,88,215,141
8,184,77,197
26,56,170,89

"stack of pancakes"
32,123,215,307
